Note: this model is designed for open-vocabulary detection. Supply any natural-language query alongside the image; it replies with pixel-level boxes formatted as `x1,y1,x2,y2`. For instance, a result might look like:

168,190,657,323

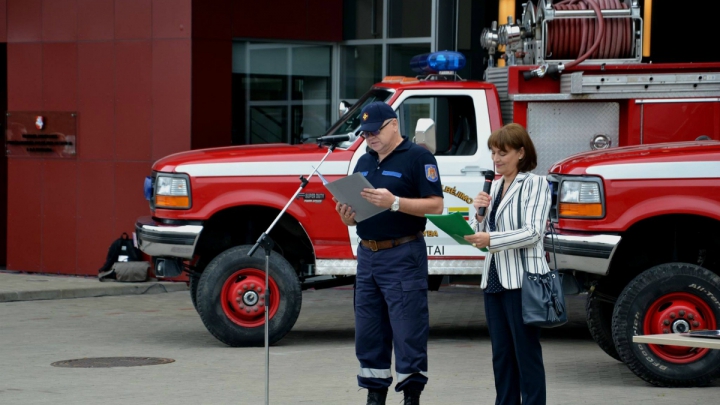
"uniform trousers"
354,237,429,392
484,288,546,405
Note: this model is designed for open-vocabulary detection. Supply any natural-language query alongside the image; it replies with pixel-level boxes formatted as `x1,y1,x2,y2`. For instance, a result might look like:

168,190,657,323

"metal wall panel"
527,102,620,174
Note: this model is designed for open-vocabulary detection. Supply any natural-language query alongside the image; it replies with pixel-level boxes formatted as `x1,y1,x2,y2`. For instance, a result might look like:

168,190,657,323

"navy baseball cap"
356,101,397,135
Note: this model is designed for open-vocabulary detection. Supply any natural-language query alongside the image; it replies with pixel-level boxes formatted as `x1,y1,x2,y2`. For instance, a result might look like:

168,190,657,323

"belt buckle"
368,240,379,252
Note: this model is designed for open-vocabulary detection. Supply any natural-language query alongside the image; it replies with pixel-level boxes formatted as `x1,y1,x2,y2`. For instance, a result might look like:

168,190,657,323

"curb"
0,280,189,303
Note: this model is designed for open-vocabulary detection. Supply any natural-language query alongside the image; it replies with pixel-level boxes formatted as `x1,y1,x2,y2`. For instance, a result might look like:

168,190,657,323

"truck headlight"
558,180,603,218
155,174,191,209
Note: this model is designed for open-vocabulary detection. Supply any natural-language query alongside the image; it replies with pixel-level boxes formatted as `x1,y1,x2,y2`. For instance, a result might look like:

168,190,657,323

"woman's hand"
473,191,491,220
334,198,357,226
464,232,490,249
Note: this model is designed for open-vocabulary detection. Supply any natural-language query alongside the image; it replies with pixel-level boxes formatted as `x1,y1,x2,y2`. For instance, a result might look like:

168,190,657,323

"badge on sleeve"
425,164,439,182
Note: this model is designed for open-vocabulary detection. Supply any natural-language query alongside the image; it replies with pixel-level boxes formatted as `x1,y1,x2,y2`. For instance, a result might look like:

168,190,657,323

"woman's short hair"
487,123,538,172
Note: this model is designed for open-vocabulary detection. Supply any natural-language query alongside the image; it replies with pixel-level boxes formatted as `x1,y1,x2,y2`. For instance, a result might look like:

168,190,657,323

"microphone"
477,171,495,217
317,134,352,144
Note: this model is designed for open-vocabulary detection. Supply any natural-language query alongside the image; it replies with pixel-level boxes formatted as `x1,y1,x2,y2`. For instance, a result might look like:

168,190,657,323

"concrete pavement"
1,273,719,404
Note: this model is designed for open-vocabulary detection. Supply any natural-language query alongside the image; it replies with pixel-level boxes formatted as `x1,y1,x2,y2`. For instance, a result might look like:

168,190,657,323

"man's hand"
361,188,394,209
333,197,357,226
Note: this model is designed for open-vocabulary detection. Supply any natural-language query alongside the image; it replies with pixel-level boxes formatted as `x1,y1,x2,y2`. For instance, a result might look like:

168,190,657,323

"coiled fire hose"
527,0,633,78
551,0,632,66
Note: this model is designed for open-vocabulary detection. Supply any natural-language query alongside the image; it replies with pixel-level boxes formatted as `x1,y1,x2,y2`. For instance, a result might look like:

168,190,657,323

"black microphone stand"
247,138,346,405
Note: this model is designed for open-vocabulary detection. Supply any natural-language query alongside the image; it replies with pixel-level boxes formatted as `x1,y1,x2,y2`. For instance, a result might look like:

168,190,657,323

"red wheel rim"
642,292,717,364
221,268,280,328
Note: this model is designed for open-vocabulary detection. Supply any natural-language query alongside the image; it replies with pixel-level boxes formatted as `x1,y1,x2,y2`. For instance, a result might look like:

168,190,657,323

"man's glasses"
360,121,391,139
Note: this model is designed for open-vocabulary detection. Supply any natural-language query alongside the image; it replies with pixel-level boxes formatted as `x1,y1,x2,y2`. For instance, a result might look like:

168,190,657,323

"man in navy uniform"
334,102,444,405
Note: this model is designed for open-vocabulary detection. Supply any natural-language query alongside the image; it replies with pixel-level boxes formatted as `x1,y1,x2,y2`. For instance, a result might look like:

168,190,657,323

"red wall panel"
114,162,153,236
41,160,78,274
41,0,78,42
152,0,192,39
7,0,42,42
191,39,231,150
115,0,152,40
78,42,115,160
191,0,231,40
76,161,116,275
42,43,78,111
232,0,342,41
78,0,115,41
115,41,153,161
232,0,305,40
0,0,8,43
305,0,343,41
7,159,43,272
7,43,43,111
151,39,191,161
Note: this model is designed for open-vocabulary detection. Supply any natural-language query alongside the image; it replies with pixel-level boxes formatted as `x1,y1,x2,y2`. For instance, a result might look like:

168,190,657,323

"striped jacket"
469,172,552,290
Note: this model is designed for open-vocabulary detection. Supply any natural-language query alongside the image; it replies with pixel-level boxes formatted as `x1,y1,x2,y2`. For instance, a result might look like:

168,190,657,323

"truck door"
348,89,493,261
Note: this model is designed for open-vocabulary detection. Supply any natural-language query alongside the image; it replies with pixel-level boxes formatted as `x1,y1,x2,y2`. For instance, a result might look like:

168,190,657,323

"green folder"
425,212,488,252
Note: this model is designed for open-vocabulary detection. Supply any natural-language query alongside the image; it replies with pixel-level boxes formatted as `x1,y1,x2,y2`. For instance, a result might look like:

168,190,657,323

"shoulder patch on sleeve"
424,164,439,182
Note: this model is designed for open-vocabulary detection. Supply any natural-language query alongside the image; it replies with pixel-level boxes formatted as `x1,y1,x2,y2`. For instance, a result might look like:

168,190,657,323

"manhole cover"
51,357,175,368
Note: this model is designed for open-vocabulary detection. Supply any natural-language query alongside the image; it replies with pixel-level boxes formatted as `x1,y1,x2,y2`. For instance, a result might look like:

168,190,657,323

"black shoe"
366,389,388,405
403,389,421,405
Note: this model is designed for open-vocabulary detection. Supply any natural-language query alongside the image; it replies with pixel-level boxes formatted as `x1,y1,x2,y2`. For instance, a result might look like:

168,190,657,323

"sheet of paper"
425,212,488,252
324,172,386,222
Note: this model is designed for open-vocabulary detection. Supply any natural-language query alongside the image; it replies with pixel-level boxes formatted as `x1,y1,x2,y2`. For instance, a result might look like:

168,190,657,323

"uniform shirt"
484,180,506,294
354,137,443,241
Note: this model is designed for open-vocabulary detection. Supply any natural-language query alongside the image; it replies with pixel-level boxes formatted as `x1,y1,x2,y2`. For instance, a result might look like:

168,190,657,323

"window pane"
389,0,431,38
341,45,382,99
232,43,333,146
343,0,383,40
388,43,430,77
250,107,287,144
397,96,477,156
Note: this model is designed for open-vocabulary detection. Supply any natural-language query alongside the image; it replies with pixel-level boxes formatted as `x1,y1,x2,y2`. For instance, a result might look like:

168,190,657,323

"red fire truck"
136,0,720,385
545,141,720,387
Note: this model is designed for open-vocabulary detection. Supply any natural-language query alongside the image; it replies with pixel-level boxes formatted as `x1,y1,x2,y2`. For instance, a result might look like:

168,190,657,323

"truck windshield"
321,88,394,148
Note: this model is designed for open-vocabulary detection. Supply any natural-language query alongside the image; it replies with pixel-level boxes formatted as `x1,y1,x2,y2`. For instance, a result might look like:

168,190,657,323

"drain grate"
51,357,175,368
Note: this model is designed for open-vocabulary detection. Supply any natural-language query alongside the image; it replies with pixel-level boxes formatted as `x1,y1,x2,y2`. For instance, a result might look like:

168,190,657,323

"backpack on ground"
98,233,149,282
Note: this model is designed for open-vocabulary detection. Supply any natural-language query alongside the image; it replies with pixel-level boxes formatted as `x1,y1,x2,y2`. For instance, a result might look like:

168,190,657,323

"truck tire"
586,292,621,361
612,263,720,387
196,245,302,347
189,273,200,312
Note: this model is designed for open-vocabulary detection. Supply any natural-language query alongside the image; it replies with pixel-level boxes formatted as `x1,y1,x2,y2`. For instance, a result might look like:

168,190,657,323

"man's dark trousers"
484,288,546,405
355,238,429,392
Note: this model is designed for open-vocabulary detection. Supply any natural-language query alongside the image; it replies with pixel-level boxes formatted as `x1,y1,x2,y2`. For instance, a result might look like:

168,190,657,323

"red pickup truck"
545,141,720,387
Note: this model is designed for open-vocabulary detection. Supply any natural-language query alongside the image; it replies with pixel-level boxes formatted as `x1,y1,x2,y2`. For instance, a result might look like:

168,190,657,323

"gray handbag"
517,180,568,328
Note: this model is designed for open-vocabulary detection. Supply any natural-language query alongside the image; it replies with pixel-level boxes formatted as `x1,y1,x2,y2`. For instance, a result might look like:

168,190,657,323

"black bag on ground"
516,180,568,328
98,233,149,282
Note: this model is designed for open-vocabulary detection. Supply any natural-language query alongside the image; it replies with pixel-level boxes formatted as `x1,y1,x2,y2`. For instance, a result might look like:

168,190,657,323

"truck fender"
194,189,312,222
612,195,720,231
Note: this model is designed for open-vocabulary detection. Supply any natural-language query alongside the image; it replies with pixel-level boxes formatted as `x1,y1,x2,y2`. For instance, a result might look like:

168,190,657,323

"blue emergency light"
144,176,154,201
410,51,466,74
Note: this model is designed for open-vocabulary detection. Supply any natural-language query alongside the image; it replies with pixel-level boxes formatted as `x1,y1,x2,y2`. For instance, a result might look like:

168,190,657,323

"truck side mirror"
339,100,352,116
414,118,437,154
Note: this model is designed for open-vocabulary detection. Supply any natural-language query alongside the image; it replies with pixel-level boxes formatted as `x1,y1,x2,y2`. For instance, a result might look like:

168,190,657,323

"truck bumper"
544,231,621,276
135,216,203,259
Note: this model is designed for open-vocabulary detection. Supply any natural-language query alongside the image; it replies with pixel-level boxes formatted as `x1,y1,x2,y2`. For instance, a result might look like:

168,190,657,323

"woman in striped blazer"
464,123,551,405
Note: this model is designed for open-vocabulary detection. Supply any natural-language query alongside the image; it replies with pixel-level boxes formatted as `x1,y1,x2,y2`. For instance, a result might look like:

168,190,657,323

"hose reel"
481,0,643,76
